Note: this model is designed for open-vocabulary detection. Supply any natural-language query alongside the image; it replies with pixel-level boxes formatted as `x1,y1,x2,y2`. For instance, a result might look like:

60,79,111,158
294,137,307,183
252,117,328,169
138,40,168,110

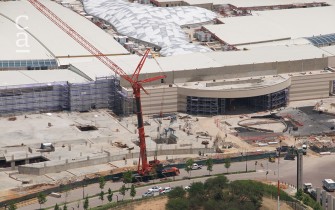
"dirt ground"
117,196,293,210
261,197,293,210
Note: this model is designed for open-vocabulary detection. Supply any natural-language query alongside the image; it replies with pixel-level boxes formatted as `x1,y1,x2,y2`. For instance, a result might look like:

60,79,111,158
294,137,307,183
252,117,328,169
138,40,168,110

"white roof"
83,0,217,56
204,45,331,66
236,38,311,50
160,0,324,7
204,15,290,46
0,0,128,60
204,6,335,46
0,70,88,87
251,6,335,39
0,15,54,60
70,45,331,79
321,45,335,56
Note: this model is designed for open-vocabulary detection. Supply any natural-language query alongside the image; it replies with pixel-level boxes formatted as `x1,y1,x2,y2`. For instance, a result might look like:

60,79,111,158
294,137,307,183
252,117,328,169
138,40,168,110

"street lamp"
82,176,87,199
245,150,248,172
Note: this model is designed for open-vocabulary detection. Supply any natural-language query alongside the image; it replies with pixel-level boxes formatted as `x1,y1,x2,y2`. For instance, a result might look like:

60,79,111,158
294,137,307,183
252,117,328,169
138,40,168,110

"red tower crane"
28,0,166,176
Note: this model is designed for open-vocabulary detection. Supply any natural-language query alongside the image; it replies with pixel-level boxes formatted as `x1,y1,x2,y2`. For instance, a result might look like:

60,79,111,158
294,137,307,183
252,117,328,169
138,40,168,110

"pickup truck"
189,163,202,170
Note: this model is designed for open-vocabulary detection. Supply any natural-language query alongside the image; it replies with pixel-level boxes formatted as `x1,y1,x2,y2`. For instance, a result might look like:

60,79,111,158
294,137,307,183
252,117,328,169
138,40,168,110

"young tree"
123,170,132,188
224,158,231,173
107,188,113,203
185,159,194,177
63,203,68,210
37,192,47,210
83,196,89,210
63,185,71,204
99,176,106,191
99,191,105,204
119,184,127,200
54,203,59,210
130,184,136,200
205,158,214,175
8,202,17,210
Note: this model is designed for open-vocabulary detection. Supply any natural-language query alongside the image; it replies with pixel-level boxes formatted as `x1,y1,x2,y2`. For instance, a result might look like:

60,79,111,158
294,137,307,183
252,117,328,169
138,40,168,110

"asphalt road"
18,154,335,210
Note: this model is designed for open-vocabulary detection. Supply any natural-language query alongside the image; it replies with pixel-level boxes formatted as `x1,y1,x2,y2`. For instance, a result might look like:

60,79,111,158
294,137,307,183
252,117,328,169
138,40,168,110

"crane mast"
28,0,166,176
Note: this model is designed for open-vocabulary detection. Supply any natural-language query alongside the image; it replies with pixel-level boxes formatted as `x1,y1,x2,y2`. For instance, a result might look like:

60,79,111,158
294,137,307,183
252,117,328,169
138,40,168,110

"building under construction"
0,0,335,117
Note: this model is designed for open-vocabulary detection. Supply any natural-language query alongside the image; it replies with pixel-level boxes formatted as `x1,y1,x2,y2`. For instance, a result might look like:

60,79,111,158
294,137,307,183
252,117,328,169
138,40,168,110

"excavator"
28,0,180,178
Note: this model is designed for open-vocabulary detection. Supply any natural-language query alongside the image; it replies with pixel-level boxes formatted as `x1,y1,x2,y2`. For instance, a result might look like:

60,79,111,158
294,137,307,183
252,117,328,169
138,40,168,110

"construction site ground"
0,97,335,202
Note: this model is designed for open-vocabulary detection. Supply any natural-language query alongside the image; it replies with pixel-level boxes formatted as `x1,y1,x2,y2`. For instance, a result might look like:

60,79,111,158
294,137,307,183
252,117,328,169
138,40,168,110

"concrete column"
87,156,90,160
322,190,327,209
11,155,15,170
80,152,82,157
25,154,29,164
327,194,333,210
65,159,68,164
297,152,303,190
317,188,321,204
68,145,71,151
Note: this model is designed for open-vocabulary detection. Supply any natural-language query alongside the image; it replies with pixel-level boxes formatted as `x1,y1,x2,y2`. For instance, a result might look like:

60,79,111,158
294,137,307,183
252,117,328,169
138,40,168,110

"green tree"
313,202,322,210
166,198,189,210
63,203,67,210
205,158,214,175
295,188,303,200
99,191,105,204
8,202,17,210
123,170,132,187
119,184,127,200
168,186,186,199
83,196,89,210
107,188,113,203
54,203,59,210
188,182,206,209
37,192,47,210
185,159,194,177
130,184,136,200
224,158,231,173
99,176,106,191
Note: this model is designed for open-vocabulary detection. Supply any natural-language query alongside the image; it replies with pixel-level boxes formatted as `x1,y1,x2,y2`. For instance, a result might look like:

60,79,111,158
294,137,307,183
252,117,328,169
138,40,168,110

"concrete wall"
18,147,215,175
329,56,335,67
289,72,335,101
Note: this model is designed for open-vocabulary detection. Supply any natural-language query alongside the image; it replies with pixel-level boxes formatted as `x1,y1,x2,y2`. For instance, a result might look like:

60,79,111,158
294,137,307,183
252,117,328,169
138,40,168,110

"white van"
322,179,335,192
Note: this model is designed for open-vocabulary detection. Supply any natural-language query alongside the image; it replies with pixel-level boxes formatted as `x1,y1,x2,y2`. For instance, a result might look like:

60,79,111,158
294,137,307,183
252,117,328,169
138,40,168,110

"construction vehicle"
28,0,179,177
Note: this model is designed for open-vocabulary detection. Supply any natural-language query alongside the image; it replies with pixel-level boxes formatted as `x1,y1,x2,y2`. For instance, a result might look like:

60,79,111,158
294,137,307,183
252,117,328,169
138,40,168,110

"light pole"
82,176,87,199
245,150,248,172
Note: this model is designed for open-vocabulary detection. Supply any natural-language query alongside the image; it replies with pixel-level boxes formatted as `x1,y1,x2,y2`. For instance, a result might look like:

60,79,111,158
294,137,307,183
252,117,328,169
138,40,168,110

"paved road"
18,154,335,210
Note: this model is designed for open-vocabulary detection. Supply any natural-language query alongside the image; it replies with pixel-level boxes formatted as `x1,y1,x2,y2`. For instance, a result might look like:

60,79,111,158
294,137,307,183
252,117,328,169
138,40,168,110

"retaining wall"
18,148,215,175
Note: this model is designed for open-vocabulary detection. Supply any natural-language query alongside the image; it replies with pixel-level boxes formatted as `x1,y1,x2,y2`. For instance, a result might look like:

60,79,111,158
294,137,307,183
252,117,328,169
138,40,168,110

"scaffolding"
186,96,226,116
0,76,128,117
186,89,288,116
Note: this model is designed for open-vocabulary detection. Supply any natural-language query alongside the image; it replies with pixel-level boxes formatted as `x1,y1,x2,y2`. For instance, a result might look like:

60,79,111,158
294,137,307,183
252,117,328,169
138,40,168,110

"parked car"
148,186,162,192
188,163,202,170
142,191,154,198
184,186,190,190
159,187,172,194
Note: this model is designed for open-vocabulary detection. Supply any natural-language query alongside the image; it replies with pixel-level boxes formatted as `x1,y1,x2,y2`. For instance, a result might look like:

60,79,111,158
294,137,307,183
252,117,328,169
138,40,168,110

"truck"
189,163,202,170
322,179,335,192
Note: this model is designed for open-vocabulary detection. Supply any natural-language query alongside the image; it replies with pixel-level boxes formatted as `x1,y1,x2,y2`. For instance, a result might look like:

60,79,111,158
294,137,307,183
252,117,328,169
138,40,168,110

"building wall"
289,72,335,101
